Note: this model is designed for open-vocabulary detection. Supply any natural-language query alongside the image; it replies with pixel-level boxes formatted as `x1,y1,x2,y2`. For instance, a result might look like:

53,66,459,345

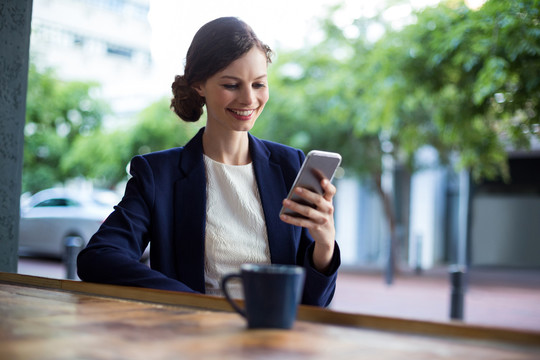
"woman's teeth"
230,109,254,116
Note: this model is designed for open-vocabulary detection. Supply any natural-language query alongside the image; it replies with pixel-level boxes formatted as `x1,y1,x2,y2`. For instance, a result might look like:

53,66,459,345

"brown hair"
171,17,272,122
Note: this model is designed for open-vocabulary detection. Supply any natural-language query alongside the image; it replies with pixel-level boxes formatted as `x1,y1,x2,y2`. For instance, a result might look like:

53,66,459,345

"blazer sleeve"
299,234,341,307
286,147,341,307
77,155,197,293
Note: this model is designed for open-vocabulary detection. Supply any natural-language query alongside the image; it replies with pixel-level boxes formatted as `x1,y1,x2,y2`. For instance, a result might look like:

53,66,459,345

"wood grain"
1,271,540,360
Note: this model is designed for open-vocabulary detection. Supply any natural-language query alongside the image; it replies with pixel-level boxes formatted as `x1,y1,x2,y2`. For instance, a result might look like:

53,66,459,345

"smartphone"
280,150,342,218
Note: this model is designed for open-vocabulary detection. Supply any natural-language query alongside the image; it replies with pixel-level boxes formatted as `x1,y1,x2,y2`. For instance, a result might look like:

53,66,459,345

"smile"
229,109,255,117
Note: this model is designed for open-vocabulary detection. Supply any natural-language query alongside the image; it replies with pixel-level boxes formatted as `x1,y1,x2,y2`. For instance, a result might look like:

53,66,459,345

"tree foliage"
26,0,539,202
371,0,540,181
251,0,540,268
23,63,109,193
252,16,381,176
257,0,539,183
24,65,200,192
62,97,202,189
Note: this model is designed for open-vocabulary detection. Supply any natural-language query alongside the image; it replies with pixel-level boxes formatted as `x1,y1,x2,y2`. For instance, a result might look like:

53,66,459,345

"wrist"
312,240,335,273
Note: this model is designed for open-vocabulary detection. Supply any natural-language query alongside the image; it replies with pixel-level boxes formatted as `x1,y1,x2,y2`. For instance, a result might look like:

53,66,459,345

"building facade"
30,0,155,119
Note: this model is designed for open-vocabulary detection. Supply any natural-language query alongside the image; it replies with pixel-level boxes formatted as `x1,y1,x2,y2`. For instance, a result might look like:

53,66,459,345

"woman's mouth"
228,108,255,120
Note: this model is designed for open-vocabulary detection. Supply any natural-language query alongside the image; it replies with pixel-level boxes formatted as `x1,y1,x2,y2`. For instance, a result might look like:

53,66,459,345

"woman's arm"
280,178,338,273
77,155,198,293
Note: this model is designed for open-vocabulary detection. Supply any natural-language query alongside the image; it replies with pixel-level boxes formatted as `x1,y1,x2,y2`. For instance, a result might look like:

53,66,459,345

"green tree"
62,97,202,188
363,0,540,180
254,0,540,269
360,0,539,268
125,97,202,158
23,63,110,193
59,130,131,188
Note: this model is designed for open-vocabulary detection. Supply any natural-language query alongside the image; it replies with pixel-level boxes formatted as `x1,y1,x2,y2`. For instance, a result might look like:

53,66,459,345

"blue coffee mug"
221,264,305,329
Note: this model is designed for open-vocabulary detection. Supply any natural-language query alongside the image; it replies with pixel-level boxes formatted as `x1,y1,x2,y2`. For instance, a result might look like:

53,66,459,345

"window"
106,44,133,59
35,198,79,207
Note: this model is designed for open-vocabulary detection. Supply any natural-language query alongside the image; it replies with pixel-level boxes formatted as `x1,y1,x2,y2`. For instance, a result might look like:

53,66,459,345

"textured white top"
203,155,271,298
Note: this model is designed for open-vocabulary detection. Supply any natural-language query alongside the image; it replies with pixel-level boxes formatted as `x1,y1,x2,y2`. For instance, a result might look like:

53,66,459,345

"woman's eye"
222,83,266,90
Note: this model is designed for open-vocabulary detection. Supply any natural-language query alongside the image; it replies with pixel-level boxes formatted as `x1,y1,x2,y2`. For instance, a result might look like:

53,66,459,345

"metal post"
449,264,467,320
457,170,471,266
381,153,395,286
449,169,471,320
415,234,423,275
64,236,83,280
385,235,394,285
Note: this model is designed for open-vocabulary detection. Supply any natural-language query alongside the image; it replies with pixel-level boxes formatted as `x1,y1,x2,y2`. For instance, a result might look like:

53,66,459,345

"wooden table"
1,272,539,359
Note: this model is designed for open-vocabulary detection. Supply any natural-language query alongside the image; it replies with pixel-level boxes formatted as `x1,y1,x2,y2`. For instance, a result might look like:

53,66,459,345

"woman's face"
194,47,269,134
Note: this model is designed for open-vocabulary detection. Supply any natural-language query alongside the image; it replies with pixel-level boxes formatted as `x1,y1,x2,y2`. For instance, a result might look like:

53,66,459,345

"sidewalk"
330,267,540,332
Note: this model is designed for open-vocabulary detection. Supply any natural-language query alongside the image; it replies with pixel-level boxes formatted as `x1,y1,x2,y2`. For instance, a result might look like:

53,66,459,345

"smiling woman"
77,17,341,307
192,48,270,144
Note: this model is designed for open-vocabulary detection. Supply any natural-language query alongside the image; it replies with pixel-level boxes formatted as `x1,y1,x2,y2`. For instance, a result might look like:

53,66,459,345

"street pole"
64,236,83,280
449,169,471,320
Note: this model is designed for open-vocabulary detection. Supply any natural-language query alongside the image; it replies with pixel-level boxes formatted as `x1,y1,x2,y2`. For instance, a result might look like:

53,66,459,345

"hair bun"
170,75,205,122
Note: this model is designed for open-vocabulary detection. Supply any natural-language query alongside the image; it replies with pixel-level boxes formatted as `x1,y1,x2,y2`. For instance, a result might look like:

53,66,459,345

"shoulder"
134,127,203,170
131,147,183,167
129,147,184,178
140,147,184,163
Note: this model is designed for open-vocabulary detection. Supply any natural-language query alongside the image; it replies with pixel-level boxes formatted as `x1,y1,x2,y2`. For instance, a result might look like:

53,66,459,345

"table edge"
1,271,539,346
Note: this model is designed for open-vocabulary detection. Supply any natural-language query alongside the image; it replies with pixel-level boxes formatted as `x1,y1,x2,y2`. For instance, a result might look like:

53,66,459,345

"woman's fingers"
281,188,334,225
321,179,336,201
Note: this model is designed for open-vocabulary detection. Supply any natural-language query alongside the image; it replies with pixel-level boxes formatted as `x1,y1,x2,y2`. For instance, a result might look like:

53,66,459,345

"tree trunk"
373,173,398,283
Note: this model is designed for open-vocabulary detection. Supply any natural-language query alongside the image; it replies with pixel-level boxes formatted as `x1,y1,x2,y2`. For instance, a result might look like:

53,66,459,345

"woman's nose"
239,88,255,105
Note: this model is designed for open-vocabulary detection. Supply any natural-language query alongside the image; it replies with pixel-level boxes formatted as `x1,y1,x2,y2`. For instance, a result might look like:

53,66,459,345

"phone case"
280,150,342,218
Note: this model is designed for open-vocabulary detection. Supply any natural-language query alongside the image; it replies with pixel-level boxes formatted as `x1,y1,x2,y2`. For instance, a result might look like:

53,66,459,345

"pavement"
331,266,540,333
17,257,540,333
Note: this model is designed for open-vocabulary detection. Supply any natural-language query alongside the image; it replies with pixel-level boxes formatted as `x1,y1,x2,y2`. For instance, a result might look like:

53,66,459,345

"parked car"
18,188,121,260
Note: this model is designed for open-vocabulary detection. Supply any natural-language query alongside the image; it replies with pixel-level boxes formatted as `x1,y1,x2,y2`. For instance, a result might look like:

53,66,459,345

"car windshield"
34,198,80,207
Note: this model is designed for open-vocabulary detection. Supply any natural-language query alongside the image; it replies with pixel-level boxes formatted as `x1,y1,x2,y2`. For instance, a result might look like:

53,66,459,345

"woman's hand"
280,178,337,273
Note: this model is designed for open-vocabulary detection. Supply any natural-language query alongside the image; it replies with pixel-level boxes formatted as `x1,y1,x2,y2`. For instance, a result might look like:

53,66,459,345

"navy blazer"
77,128,340,306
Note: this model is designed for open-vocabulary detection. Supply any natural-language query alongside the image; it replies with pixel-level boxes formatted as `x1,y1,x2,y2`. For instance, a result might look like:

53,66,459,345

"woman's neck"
202,127,251,165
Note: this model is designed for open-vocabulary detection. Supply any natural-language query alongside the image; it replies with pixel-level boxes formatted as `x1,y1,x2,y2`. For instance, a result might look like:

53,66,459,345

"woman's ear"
192,82,205,97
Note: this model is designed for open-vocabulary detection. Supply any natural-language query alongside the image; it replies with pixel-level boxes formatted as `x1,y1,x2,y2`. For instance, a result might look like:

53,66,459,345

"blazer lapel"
172,129,298,293
249,134,297,265
173,128,206,293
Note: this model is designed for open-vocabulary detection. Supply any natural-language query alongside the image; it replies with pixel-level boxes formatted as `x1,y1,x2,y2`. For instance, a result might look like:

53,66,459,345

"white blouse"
203,155,271,298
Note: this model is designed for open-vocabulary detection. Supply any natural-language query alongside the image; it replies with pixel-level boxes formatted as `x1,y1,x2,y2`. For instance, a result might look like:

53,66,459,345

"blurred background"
17,0,540,331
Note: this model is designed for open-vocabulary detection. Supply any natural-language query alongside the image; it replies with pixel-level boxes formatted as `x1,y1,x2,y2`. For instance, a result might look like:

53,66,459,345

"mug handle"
221,273,246,318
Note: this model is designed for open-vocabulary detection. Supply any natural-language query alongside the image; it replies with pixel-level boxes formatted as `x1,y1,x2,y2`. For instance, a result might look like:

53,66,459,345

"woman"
77,17,340,307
